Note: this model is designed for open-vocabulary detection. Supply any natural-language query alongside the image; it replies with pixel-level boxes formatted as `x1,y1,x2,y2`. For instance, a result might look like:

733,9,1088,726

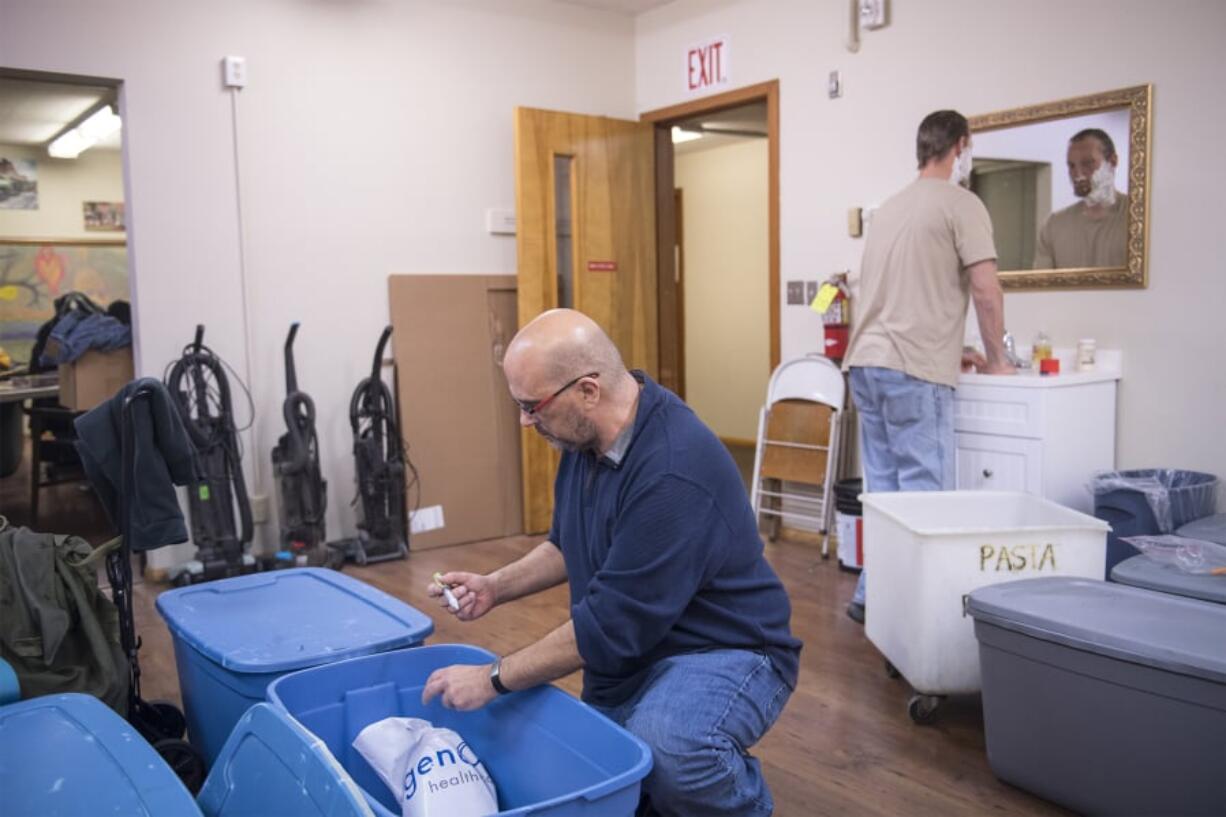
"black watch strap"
489,659,512,695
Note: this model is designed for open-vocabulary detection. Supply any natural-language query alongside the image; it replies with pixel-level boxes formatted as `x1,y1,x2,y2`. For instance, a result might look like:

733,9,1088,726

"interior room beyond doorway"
670,99,770,446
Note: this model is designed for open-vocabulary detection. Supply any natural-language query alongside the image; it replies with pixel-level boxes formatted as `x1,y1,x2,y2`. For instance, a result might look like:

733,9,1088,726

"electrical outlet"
805,281,819,303
828,70,842,99
786,280,805,305
222,55,247,89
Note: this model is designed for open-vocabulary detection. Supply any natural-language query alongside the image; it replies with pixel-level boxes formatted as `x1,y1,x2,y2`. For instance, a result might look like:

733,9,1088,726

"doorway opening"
0,67,132,535
642,81,779,453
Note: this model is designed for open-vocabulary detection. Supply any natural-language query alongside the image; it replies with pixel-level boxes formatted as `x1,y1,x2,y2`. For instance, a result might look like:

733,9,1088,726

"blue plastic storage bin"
199,701,374,817
156,567,433,765
0,693,374,817
0,693,200,817
267,644,653,817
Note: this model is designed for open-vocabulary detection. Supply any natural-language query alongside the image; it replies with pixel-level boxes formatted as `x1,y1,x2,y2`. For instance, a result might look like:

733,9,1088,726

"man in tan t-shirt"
842,109,1015,623
1034,128,1128,269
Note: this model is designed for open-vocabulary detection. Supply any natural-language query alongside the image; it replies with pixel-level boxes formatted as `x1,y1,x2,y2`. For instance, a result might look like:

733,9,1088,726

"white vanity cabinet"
953,364,1120,514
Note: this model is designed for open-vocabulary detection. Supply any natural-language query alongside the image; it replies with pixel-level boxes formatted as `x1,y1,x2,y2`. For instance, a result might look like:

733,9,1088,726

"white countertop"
957,348,1121,389
957,369,1120,388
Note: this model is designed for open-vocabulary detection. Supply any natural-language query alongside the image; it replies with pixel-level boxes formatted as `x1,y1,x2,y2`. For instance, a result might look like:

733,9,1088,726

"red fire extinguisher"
819,273,851,361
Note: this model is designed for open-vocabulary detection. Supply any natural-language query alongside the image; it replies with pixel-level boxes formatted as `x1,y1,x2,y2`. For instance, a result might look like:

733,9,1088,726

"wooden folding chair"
750,355,845,556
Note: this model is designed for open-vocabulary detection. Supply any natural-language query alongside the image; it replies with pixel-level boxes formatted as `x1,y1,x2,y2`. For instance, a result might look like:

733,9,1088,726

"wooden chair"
750,355,845,556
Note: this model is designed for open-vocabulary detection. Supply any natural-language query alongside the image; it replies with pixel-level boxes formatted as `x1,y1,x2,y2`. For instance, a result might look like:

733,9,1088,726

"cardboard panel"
58,347,135,411
388,275,523,549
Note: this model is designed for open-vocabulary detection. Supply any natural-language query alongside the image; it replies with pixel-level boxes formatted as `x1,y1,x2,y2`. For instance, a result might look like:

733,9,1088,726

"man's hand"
425,572,497,621
962,346,1016,375
978,360,1018,375
961,347,987,372
421,663,498,711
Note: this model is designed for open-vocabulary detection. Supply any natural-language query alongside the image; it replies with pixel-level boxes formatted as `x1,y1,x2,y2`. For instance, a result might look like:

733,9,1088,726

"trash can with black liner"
1091,469,1218,576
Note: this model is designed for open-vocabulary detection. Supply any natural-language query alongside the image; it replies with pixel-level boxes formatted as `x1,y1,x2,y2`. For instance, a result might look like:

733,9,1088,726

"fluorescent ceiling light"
671,126,702,144
48,105,121,159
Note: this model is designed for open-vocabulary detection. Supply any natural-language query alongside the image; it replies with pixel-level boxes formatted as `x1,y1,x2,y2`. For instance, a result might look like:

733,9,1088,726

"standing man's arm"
967,259,1016,375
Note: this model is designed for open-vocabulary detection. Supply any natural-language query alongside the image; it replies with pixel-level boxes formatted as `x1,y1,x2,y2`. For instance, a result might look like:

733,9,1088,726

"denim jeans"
849,366,956,606
591,649,792,817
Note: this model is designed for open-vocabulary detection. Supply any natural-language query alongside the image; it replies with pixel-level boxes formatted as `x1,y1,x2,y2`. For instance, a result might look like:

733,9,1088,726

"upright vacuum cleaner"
335,325,412,564
271,322,333,566
164,325,257,585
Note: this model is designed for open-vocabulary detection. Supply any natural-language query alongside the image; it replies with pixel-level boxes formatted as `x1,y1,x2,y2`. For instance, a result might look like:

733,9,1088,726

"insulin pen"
433,572,461,611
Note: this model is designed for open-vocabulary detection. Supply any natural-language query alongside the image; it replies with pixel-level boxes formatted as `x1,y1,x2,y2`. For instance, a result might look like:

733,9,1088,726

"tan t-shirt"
843,178,997,388
1033,191,1128,269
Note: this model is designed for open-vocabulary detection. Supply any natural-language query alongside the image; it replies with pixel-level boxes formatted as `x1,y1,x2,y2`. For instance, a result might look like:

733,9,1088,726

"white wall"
0,144,125,239
675,137,769,440
2,0,636,553
636,0,1226,498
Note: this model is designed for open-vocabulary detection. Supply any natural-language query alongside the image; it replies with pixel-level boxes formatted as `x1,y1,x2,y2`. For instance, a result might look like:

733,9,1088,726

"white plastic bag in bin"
353,717,498,817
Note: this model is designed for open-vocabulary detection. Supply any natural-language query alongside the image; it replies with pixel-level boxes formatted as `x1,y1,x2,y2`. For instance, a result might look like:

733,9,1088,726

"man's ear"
578,377,601,405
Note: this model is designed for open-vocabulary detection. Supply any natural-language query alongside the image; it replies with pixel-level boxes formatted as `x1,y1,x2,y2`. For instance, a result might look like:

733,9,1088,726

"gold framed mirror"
969,84,1152,290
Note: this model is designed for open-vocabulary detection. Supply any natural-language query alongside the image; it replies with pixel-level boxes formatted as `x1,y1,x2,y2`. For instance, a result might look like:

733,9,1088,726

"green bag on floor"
0,517,127,713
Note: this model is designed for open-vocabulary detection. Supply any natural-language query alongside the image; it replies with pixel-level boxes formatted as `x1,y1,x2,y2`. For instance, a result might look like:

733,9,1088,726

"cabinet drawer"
956,433,1042,494
954,385,1043,439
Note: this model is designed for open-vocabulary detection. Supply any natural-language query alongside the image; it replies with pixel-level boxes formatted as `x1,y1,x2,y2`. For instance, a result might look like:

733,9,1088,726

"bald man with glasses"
423,308,800,817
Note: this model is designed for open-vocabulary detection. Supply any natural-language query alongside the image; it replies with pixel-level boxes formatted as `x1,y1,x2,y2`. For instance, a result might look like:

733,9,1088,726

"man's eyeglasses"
515,372,599,417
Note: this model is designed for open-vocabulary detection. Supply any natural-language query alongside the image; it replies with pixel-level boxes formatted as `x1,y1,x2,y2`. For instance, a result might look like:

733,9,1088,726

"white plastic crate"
863,491,1108,698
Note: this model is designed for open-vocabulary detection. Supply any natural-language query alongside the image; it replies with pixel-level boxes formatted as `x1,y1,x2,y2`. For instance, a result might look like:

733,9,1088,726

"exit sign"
686,36,730,93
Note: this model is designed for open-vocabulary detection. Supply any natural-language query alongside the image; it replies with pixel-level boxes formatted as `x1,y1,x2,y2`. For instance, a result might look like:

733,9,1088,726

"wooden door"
514,107,657,533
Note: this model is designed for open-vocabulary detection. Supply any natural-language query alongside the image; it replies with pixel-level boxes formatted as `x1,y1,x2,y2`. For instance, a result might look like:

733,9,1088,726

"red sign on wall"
686,36,730,93
587,260,617,272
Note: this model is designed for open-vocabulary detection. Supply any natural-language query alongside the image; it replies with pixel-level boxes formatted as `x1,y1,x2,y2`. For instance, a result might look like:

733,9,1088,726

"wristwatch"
489,659,512,695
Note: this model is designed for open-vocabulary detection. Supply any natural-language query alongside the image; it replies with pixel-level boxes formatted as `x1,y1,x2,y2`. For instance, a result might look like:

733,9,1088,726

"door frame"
640,79,781,394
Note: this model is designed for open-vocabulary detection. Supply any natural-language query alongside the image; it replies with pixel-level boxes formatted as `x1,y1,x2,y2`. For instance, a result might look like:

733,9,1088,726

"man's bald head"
504,309,628,389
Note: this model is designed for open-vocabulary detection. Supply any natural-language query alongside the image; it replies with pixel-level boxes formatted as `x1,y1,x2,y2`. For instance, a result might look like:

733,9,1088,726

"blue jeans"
849,367,955,606
592,650,792,817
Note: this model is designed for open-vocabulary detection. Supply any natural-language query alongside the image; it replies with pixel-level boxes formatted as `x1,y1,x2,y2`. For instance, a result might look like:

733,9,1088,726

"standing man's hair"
916,110,970,169
1069,128,1117,162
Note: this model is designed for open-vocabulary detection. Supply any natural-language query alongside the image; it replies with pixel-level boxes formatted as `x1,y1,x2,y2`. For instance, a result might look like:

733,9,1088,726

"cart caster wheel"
154,738,206,794
907,694,942,725
884,659,901,680
148,700,187,740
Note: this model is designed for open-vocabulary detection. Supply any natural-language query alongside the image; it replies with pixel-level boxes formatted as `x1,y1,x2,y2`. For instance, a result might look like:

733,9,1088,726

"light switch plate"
485,208,516,235
786,280,805,305
828,70,842,99
805,280,819,303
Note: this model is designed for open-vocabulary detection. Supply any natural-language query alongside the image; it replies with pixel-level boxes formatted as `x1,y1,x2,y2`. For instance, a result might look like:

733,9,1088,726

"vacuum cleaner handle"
371,325,393,382
284,322,300,395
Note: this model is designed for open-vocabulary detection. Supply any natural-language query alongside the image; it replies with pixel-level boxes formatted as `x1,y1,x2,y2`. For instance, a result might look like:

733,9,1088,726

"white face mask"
949,145,973,187
1083,161,1117,206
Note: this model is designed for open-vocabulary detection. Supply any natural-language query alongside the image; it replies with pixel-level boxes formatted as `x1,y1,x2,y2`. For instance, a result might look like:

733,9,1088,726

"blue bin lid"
0,693,200,817
968,577,1226,684
1111,555,1226,604
197,703,373,817
156,568,434,674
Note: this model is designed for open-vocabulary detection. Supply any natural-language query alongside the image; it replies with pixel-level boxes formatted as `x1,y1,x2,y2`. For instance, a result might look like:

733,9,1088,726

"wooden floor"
0,449,1070,817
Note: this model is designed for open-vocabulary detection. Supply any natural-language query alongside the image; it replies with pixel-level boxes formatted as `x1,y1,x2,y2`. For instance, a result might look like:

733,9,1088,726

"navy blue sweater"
550,373,801,707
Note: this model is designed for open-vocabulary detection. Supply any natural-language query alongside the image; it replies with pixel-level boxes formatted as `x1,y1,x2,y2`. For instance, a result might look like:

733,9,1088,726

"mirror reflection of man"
1033,128,1128,269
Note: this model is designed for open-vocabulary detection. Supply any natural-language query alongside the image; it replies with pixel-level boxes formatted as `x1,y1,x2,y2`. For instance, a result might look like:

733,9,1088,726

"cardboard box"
388,274,523,549
59,347,135,411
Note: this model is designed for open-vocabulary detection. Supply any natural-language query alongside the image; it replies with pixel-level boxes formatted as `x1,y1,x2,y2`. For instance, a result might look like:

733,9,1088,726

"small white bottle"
1077,338,1097,372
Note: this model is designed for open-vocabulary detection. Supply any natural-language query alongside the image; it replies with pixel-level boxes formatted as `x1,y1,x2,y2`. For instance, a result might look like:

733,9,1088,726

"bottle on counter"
1032,331,1053,367
1077,338,1097,372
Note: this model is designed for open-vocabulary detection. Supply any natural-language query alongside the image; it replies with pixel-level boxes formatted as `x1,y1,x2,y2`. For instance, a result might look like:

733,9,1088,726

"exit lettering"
686,36,730,92
979,543,1058,572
